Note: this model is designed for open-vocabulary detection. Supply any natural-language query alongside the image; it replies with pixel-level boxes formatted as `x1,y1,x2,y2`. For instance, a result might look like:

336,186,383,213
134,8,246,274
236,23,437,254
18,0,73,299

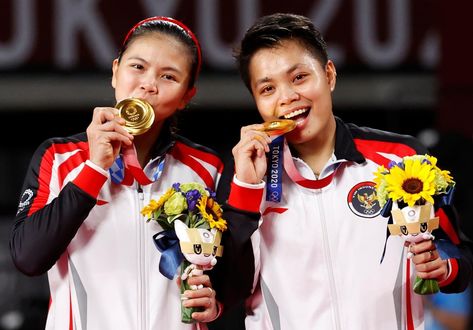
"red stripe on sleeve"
438,259,459,287
437,208,460,244
228,181,263,213
29,149,55,215
57,150,89,188
55,141,89,153
29,141,90,215
72,164,107,199
353,139,416,166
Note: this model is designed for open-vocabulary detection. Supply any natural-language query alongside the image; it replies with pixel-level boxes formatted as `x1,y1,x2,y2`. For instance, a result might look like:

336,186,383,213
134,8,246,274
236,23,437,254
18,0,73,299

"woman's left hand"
409,239,448,282
182,274,220,322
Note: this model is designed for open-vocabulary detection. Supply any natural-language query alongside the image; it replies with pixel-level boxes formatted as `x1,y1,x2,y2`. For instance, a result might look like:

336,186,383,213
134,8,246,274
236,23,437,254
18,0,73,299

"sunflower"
140,187,175,218
140,199,160,218
384,158,436,207
196,195,228,231
424,155,455,193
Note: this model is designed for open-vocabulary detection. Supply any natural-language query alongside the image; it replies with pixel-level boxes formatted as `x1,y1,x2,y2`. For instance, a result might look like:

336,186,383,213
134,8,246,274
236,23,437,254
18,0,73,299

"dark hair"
118,17,202,89
235,13,328,92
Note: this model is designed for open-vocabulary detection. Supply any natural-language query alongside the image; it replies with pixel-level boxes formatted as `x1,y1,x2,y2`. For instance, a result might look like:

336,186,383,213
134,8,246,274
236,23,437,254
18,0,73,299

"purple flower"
186,189,201,211
206,188,216,199
172,183,181,191
421,158,432,165
388,160,404,170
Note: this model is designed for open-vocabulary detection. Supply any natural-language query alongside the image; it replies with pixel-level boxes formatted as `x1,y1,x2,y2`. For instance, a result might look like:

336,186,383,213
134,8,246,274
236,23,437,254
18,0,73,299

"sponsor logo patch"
347,181,381,218
17,188,34,214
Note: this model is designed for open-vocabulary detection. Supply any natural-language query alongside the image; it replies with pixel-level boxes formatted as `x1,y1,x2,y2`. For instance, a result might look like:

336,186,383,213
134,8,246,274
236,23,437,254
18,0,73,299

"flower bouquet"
374,154,455,295
141,182,227,323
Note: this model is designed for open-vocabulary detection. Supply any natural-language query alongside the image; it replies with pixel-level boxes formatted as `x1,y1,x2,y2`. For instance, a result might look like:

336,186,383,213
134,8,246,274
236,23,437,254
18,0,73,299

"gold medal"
260,119,296,136
116,98,155,135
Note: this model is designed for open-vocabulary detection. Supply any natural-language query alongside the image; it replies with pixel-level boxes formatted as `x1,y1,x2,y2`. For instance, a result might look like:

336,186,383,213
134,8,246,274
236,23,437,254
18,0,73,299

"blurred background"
1,1,472,329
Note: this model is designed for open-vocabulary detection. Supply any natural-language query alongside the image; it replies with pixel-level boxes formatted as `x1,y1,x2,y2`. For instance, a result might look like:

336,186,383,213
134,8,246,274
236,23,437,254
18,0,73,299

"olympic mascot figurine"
174,219,223,289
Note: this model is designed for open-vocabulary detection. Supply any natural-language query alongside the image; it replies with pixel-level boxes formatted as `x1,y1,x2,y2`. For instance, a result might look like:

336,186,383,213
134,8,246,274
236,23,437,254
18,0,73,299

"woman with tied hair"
11,16,223,329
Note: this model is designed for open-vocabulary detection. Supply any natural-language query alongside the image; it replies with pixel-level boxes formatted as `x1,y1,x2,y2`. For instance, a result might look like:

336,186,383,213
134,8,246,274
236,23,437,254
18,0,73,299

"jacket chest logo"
347,181,381,218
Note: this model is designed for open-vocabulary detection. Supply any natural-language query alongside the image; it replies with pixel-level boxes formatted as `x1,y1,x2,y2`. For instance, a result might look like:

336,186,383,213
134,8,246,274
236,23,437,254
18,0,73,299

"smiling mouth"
281,107,310,122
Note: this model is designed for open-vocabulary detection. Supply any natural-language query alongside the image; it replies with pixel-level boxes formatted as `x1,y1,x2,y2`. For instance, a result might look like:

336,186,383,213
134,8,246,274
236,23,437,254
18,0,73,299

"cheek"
157,95,182,114
309,91,332,116
114,74,136,93
255,98,276,119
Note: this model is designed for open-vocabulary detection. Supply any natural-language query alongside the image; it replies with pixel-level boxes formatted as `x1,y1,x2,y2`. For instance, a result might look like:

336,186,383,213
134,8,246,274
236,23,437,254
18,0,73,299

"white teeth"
283,108,308,119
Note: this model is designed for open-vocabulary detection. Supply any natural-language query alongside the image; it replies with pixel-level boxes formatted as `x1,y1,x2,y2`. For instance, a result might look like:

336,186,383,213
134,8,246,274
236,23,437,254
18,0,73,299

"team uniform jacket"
10,128,223,330
215,117,472,330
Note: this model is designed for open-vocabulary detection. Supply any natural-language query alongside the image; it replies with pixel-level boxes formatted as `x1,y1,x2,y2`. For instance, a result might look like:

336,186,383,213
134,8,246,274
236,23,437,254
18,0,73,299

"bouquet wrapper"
179,259,203,323
388,202,440,295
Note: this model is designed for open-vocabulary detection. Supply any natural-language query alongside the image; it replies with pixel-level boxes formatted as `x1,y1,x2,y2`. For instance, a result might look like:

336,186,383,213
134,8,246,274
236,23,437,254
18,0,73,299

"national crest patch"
347,181,381,218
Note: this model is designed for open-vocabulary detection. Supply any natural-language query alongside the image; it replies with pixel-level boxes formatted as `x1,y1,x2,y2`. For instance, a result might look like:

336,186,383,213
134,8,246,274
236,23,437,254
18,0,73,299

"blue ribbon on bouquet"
152,230,183,280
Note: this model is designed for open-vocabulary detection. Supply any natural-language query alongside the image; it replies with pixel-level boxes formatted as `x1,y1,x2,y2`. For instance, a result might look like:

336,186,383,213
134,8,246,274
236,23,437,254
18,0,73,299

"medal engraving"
116,98,155,135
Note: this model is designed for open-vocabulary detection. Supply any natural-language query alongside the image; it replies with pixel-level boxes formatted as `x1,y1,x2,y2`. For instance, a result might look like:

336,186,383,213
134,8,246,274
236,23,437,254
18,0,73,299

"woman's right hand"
231,124,272,184
86,107,134,170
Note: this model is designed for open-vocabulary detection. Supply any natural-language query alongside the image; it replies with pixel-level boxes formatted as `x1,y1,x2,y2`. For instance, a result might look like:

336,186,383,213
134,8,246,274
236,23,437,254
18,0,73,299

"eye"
131,64,144,70
260,85,274,95
293,73,307,82
162,74,177,81
193,244,202,254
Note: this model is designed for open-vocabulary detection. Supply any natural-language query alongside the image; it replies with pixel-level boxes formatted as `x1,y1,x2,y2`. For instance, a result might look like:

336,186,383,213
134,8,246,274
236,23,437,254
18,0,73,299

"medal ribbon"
283,140,339,189
266,135,285,202
267,136,339,203
109,144,165,186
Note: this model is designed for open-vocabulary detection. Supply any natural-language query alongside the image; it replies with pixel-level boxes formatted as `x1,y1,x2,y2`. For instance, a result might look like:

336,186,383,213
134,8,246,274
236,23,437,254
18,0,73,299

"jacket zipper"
136,184,147,330
317,191,342,329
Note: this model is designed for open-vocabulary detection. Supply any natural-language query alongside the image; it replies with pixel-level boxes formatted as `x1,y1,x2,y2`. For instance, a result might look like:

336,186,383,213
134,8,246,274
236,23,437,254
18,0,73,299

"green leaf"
413,277,439,295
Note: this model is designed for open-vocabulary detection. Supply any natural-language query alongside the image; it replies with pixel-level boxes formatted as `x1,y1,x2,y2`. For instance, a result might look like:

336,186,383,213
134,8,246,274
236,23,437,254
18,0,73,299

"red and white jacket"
215,117,472,330
11,129,223,330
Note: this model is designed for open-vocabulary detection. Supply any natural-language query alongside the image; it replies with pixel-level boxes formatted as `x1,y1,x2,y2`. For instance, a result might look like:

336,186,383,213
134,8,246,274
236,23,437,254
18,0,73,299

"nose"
279,84,299,106
140,76,158,94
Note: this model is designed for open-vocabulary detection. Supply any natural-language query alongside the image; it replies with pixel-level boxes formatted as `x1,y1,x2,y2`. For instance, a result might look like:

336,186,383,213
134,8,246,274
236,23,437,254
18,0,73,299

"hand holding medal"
257,119,296,203
107,97,158,186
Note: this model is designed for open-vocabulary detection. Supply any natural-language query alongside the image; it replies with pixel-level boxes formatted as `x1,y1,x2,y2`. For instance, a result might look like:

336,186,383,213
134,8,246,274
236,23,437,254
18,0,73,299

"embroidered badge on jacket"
347,181,381,218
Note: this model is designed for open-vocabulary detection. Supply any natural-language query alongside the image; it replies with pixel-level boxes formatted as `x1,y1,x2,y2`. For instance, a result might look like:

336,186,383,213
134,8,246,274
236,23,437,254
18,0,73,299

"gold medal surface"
116,98,155,135
261,119,296,136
